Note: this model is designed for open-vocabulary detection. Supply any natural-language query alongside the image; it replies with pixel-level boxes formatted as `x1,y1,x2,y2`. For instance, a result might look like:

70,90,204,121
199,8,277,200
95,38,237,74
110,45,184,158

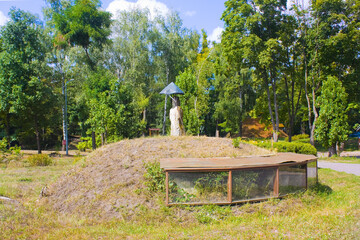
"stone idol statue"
169,96,185,136
159,82,185,136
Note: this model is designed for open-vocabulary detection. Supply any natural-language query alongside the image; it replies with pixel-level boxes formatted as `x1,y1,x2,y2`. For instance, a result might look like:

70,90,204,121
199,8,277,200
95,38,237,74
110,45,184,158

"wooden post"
305,163,308,189
316,160,318,184
274,168,279,197
228,171,232,203
165,171,169,205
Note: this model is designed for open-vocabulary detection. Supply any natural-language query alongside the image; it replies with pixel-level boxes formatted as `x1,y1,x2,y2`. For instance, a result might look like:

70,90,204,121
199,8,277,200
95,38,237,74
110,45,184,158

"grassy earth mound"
45,136,270,219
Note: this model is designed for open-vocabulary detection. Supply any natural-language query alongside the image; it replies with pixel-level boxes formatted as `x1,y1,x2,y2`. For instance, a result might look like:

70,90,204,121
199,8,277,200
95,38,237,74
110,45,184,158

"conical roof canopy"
159,82,184,95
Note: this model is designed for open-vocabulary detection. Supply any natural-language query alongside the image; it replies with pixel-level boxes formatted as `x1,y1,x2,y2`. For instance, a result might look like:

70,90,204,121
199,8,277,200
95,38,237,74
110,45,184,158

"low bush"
76,141,89,152
9,146,21,155
107,135,123,144
290,134,309,141
0,138,8,152
76,137,92,152
76,136,102,151
293,138,310,144
232,137,240,148
143,161,165,192
255,141,317,155
27,154,53,167
0,138,23,165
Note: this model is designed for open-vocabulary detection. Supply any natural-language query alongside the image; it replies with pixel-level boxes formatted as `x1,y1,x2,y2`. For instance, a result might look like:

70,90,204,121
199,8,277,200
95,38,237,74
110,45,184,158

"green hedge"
291,134,309,141
293,138,310,144
255,141,317,155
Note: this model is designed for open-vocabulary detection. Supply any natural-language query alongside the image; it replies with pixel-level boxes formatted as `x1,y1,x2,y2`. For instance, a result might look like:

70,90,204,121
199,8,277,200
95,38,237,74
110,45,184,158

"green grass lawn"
1,156,359,239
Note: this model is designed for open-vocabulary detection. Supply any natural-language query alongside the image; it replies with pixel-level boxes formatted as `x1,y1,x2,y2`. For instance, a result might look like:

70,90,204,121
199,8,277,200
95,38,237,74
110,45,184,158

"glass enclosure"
165,159,317,205
279,164,307,196
232,168,276,201
307,160,318,188
169,172,229,204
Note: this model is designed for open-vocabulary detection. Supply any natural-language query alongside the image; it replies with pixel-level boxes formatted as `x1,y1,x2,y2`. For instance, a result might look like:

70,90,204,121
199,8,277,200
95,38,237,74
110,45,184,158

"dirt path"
318,161,360,176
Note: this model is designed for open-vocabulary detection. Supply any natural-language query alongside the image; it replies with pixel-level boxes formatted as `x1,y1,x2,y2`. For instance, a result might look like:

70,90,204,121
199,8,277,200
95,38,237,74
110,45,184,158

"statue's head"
172,96,180,107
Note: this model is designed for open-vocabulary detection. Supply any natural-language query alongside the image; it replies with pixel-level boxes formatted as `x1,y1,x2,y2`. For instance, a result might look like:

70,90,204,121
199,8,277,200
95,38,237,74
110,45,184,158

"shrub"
0,139,22,165
76,141,88,152
232,137,240,148
291,134,309,141
294,138,310,144
27,154,53,166
76,136,102,151
107,135,123,143
76,137,93,152
143,161,165,192
9,146,21,155
0,138,8,152
252,141,317,155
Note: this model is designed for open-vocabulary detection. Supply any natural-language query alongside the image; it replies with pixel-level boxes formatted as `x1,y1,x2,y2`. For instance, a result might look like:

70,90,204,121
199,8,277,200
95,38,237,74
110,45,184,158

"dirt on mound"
45,136,270,219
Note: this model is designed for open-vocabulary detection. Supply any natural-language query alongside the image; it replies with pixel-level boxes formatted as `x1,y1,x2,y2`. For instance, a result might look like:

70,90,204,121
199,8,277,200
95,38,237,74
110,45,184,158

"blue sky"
0,0,226,42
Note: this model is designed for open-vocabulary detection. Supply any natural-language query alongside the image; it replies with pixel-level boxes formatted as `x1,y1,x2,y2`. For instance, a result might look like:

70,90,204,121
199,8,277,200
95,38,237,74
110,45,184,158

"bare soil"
44,136,270,219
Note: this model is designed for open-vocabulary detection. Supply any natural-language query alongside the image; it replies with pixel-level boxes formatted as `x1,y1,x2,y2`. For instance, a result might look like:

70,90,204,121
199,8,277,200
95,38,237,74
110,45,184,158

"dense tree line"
0,0,359,156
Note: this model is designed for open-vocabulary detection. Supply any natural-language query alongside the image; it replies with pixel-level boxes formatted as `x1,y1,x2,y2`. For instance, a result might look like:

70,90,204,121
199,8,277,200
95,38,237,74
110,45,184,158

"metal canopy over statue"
160,82,185,136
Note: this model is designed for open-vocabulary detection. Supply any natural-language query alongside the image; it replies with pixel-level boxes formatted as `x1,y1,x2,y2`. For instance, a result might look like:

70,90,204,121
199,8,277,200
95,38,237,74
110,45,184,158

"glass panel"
279,164,306,195
307,160,318,188
232,168,276,202
168,172,229,204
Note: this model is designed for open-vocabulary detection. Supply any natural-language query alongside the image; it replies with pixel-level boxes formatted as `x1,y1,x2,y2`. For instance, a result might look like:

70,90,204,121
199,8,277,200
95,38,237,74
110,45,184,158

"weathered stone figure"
169,96,185,136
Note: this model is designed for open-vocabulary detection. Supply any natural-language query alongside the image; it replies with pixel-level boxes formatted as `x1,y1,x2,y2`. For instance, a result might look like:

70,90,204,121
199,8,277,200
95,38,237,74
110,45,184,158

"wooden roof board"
160,153,317,170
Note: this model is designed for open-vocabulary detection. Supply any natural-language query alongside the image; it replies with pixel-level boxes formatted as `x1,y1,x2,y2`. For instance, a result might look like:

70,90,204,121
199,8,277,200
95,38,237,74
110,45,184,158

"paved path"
318,161,360,176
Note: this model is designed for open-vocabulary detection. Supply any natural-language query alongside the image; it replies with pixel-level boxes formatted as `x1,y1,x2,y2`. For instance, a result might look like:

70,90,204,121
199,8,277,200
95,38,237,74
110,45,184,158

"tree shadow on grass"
309,182,333,195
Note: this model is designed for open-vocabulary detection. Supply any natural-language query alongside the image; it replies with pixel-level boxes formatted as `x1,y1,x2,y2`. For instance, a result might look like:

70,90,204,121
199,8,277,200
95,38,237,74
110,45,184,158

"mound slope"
46,136,270,219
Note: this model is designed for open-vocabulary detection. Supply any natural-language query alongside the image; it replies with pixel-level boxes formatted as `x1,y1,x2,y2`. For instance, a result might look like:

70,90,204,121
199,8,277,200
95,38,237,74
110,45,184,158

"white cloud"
184,10,196,17
0,10,8,26
208,27,224,43
106,0,170,20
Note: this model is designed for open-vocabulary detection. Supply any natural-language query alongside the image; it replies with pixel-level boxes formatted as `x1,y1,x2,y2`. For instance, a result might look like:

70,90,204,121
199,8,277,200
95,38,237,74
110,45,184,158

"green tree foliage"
315,76,350,156
0,0,359,152
84,68,143,143
0,9,58,153
110,9,199,135
47,0,112,149
47,0,111,68
222,0,291,141
304,0,360,145
215,68,256,136
152,13,199,134
176,30,213,135
110,9,153,135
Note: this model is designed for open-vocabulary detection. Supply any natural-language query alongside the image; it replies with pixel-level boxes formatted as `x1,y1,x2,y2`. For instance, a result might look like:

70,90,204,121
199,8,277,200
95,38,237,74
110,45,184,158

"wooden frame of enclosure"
161,153,318,206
